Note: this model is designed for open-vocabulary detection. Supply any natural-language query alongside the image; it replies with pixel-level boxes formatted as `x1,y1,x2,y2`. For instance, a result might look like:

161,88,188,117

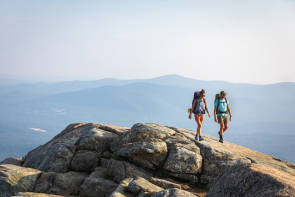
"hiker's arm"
205,100,210,118
214,99,218,122
228,106,232,121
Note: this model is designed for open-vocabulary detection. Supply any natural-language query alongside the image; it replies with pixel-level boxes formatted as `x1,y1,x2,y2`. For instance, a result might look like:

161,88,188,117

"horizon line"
0,73,294,86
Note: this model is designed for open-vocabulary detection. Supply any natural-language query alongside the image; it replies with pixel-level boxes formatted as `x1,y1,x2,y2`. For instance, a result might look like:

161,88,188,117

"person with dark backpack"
214,91,232,143
189,89,211,141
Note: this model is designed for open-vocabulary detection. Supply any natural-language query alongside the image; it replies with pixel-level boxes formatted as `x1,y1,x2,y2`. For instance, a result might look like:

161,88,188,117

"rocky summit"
1,122,295,197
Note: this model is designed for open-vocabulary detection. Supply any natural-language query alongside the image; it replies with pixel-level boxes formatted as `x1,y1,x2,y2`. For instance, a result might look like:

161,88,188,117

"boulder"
151,188,199,197
131,123,176,138
79,168,118,197
23,123,90,172
0,164,41,195
167,173,199,184
111,123,175,152
115,140,168,169
163,144,202,174
110,178,135,197
173,127,295,186
127,177,163,195
172,128,253,185
23,123,124,173
207,163,295,197
51,123,127,141
34,171,87,195
70,150,100,172
165,132,196,148
162,133,202,183
102,151,112,158
96,124,129,136
12,192,71,197
196,137,252,185
88,166,108,178
168,128,196,142
1,157,23,166
116,123,175,145
111,123,174,169
76,127,118,153
149,177,182,190
101,159,152,183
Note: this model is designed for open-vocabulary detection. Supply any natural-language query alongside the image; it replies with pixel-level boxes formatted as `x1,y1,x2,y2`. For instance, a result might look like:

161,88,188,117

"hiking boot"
199,136,204,141
219,135,223,143
195,136,199,141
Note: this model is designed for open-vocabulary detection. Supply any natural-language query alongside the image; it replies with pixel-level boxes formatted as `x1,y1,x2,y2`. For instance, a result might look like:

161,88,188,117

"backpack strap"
192,99,196,112
216,98,221,114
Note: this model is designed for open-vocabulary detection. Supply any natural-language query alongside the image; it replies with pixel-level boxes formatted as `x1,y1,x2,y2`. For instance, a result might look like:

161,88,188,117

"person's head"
200,89,206,98
220,91,226,98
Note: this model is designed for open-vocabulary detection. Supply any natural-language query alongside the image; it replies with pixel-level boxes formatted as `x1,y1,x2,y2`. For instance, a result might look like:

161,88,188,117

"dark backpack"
215,94,229,114
191,91,202,113
192,91,202,105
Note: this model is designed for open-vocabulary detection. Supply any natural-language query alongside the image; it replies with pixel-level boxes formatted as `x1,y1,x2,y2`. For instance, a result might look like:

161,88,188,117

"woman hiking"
189,89,211,141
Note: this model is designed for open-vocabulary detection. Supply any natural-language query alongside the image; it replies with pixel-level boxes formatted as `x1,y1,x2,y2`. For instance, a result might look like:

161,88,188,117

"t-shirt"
214,98,229,117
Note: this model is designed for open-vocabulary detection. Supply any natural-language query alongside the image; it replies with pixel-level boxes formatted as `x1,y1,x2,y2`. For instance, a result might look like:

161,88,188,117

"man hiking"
214,91,232,143
189,89,211,141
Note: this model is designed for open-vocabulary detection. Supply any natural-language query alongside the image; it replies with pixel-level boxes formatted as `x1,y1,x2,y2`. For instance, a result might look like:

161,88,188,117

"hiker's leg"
219,124,224,136
196,115,202,136
198,115,205,136
223,124,228,132
219,117,225,136
223,116,229,133
194,114,201,136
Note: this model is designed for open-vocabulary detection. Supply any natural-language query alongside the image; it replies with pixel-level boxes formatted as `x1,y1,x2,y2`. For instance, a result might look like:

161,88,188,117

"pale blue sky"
1,0,295,83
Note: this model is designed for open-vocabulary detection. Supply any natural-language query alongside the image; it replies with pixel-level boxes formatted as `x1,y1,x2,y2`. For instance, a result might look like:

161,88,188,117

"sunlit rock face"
1,122,294,197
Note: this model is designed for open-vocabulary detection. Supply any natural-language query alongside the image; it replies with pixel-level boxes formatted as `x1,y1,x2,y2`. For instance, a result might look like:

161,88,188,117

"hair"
220,91,226,96
201,89,205,94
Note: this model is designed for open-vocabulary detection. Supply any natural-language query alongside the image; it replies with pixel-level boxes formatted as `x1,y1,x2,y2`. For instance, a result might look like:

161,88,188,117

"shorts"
194,114,204,123
218,116,228,125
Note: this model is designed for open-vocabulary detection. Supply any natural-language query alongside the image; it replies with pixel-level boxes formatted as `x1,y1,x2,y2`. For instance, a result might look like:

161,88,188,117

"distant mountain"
0,74,247,99
0,75,294,163
0,75,31,86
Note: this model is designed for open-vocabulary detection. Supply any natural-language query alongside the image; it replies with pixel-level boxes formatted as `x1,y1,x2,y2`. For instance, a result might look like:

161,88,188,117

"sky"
0,0,295,84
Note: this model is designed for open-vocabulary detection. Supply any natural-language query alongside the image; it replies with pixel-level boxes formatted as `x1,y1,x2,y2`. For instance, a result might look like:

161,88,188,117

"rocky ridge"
0,122,294,197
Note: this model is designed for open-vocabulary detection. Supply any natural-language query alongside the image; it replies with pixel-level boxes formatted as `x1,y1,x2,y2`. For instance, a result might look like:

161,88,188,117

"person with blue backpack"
214,91,232,143
189,89,211,141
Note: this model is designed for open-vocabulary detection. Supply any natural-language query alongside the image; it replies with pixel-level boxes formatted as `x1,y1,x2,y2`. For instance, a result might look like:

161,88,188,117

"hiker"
189,89,211,141
214,91,232,143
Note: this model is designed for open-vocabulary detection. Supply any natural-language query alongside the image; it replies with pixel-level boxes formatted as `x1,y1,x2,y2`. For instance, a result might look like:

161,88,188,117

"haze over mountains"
0,75,294,163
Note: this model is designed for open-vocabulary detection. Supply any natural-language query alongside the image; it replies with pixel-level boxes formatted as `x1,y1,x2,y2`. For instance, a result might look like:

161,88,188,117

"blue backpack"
215,94,229,114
